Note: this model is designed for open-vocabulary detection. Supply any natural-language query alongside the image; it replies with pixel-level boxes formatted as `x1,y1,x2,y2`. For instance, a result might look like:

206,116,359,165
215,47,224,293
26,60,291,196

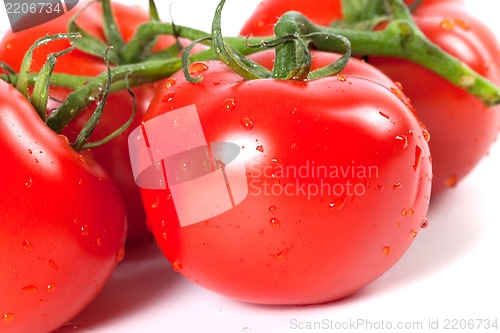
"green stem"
46,57,183,133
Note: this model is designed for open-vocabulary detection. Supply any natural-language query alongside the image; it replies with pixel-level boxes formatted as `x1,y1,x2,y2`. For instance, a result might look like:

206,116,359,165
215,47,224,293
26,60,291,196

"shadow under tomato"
53,243,181,332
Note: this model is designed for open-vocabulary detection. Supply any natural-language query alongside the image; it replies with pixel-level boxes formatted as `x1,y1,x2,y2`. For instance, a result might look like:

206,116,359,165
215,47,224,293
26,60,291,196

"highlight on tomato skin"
0,79,127,333
240,0,500,193
136,50,432,305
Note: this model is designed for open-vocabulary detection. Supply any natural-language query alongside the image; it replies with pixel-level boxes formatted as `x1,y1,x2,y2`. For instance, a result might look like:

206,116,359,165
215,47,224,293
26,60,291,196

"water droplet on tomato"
290,142,297,150
2,313,14,324
95,238,103,247
383,246,391,255
48,260,59,271
401,209,408,217
223,98,236,111
337,74,347,82
22,285,38,295
172,261,182,272
81,224,89,236
422,127,430,142
241,118,254,130
413,145,423,171
25,178,33,188
22,240,33,253
58,134,70,144
445,175,458,188
410,229,418,238
272,248,289,263
188,62,209,75
420,218,429,229
78,179,83,186
46,282,56,293
393,182,402,190
379,111,390,119
270,217,281,229
395,135,408,149
178,158,190,172
78,154,86,164
115,243,125,263
165,78,177,89
408,208,415,216
256,145,264,153
162,92,175,103
269,205,277,214
329,196,346,212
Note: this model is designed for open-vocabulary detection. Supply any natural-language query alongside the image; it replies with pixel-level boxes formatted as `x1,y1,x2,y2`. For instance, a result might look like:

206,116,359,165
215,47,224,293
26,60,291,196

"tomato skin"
242,0,500,192
139,51,432,304
0,1,176,245
0,80,126,333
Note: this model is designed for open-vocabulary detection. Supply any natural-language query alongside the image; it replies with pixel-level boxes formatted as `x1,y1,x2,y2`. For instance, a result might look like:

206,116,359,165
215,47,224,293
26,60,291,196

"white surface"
2,1,500,332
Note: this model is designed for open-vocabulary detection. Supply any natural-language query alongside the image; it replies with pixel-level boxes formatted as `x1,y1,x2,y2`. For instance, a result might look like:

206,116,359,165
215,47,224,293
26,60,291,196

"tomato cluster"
0,0,498,331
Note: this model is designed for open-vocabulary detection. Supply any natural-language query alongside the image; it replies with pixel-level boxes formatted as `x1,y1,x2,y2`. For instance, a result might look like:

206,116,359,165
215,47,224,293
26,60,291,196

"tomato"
0,1,177,245
0,79,126,333
242,0,500,192
135,50,432,304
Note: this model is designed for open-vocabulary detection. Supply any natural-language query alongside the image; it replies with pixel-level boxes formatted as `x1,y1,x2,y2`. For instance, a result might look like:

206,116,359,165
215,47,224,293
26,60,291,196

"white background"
2,1,500,332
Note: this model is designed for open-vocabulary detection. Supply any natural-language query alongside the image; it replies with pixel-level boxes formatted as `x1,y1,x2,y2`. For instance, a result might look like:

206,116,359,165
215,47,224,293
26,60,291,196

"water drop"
172,261,182,272
22,240,33,253
178,158,190,172
420,219,429,229
393,182,402,190
422,127,430,142
395,135,408,149
25,178,33,188
337,74,347,82
269,205,277,214
329,196,346,212
115,243,125,263
95,238,103,247
410,229,418,238
188,62,209,75
78,179,83,186
241,118,254,130
445,175,458,188
270,217,281,229
379,111,390,119
223,98,236,111
81,224,89,236
383,246,391,255
22,285,38,295
272,248,289,263
290,142,297,150
401,209,408,217
46,282,56,293
2,313,14,325
413,145,423,171
256,145,264,153
165,78,177,89
58,135,70,144
77,154,86,164
48,260,59,271
162,92,175,103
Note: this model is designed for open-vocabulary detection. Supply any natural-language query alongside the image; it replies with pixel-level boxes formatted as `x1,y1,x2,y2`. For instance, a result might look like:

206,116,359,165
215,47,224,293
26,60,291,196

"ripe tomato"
241,0,500,192
135,50,432,304
0,1,176,244
0,80,126,333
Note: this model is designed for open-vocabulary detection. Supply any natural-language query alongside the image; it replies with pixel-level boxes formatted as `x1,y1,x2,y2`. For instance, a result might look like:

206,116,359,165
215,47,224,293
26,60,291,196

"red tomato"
0,1,176,244
0,80,126,333
242,0,500,192
137,50,432,304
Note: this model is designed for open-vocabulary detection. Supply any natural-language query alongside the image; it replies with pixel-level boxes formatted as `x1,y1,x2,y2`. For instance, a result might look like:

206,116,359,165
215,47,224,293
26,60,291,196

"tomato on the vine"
135,50,432,304
241,0,500,192
0,1,178,244
0,79,126,333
